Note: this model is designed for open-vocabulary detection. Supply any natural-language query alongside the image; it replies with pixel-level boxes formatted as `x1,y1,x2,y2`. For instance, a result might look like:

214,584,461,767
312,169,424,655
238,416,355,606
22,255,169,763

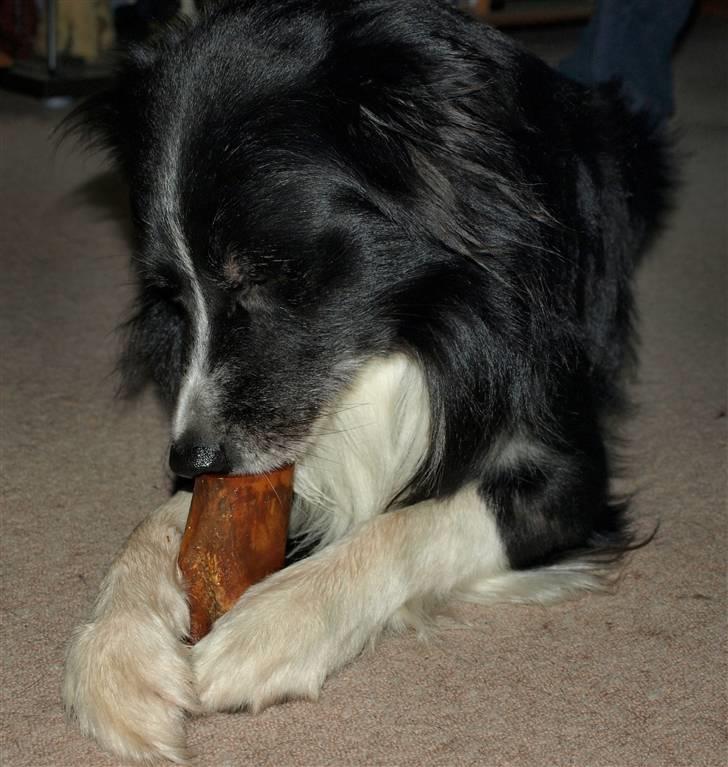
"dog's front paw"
192,562,359,714
63,611,197,764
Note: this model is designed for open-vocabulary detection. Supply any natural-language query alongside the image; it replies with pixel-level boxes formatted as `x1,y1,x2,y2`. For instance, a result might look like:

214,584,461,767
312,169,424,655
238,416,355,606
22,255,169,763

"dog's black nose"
169,439,231,478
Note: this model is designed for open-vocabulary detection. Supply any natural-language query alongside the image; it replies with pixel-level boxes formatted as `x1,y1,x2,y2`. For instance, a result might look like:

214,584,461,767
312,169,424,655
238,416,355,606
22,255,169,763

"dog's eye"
139,264,186,307
144,281,186,315
226,277,272,317
157,285,184,306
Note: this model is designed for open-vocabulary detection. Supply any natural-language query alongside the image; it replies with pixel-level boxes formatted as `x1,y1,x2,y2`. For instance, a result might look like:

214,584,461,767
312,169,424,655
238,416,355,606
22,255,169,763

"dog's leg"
63,491,195,764
192,485,507,713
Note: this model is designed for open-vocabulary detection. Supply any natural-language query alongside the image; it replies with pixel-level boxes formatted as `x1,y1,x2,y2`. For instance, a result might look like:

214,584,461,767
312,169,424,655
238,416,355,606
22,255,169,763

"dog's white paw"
63,610,197,764
63,494,197,764
192,561,361,714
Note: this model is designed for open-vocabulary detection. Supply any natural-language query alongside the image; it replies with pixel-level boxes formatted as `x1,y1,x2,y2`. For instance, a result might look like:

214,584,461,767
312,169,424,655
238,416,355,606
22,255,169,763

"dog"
61,0,670,762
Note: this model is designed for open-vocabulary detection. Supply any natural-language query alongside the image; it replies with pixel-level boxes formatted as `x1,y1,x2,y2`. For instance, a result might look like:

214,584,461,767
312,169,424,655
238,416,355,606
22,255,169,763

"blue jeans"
559,0,694,123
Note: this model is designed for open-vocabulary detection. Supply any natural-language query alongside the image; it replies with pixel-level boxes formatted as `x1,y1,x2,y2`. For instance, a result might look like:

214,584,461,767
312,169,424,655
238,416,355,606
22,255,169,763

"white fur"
157,113,212,444
192,483,508,713
62,492,196,764
64,354,610,763
171,276,211,441
290,353,432,550
454,559,618,606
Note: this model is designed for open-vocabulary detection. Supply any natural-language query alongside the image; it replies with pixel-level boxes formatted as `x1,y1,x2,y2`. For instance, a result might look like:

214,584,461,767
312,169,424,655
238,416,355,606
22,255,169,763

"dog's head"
64,1,534,479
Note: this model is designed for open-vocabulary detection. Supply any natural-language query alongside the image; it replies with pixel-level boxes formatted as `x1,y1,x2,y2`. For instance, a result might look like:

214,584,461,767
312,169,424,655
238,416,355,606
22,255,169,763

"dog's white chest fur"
292,353,433,549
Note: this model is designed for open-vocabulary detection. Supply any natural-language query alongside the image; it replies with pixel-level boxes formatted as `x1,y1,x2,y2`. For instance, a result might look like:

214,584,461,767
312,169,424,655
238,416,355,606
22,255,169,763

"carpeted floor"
0,14,725,767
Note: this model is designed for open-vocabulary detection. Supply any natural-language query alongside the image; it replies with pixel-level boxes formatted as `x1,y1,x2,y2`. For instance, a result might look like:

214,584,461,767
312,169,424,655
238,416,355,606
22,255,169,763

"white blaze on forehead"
172,296,210,440
171,235,211,440
159,142,212,442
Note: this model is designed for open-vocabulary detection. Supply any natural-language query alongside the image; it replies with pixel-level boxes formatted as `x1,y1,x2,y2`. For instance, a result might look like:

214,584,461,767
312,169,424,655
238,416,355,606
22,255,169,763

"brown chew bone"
177,465,295,643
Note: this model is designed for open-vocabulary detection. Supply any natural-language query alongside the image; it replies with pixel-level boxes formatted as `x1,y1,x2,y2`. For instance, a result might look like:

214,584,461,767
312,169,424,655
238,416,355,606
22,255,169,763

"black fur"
63,0,670,570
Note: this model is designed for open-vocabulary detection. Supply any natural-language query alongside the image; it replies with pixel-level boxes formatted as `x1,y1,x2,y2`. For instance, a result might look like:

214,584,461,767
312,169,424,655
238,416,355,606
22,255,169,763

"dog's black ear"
328,25,436,194
331,17,546,265
331,3,532,256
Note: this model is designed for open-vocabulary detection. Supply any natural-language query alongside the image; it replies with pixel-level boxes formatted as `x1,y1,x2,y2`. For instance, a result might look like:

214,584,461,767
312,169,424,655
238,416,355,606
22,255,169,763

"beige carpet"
1,15,725,767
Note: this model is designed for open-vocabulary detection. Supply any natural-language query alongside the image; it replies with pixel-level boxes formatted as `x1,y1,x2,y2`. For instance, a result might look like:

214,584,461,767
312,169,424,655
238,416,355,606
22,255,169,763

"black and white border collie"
62,0,670,762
